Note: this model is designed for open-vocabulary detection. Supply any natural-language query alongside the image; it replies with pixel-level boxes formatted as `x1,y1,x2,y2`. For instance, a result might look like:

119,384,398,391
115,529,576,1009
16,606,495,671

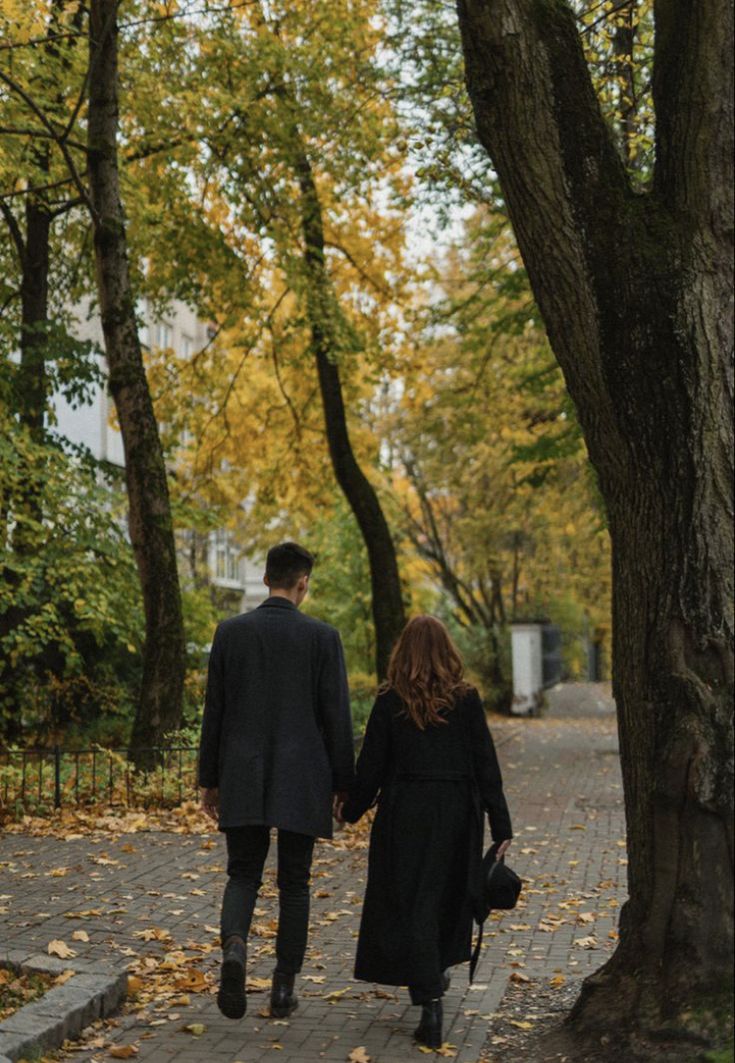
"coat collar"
259,595,298,611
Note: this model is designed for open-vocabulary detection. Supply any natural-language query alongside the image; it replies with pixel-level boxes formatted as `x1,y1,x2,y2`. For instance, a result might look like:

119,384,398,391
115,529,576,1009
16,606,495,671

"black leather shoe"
270,970,298,1018
414,998,443,1049
217,936,247,1019
441,970,451,992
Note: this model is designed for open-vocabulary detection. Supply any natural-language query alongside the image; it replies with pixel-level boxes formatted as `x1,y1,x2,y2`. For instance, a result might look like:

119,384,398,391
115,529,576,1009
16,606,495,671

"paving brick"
0,682,625,1063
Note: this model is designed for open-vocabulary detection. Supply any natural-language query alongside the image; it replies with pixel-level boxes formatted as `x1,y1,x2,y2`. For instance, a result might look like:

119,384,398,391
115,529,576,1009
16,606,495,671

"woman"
338,615,512,1050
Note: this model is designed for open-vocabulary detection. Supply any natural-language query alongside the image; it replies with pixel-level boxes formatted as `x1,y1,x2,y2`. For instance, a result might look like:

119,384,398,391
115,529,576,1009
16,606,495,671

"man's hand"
333,791,348,824
200,787,219,823
496,839,512,860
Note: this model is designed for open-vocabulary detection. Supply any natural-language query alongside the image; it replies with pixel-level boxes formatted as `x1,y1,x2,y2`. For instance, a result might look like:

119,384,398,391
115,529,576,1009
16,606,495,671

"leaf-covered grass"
0,967,54,1022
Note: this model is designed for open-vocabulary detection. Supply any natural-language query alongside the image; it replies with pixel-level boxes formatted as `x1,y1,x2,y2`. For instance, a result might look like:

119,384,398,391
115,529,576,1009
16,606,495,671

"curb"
0,950,128,1062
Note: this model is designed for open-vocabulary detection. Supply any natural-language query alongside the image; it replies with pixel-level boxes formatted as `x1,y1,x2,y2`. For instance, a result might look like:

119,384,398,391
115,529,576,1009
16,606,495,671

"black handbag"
470,843,522,981
475,843,522,922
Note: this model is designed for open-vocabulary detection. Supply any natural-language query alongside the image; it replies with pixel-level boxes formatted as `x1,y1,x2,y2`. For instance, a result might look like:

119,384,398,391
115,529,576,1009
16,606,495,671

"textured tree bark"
88,0,185,764
457,0,733,1047
294,148,406,678
17,196,50,445
0,190,51,741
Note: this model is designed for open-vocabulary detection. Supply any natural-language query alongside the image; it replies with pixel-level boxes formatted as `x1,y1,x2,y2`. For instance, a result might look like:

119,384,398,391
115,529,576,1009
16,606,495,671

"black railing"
0,745,199,813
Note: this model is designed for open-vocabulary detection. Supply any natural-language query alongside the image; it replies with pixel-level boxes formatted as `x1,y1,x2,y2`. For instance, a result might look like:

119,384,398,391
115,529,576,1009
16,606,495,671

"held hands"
496,839,512,860
200,786,219,823
333,791,348,824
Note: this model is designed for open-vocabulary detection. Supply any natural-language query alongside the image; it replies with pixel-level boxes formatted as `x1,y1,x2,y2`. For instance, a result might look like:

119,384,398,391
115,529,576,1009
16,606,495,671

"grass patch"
702,1044,734,1063
0,966,54,1022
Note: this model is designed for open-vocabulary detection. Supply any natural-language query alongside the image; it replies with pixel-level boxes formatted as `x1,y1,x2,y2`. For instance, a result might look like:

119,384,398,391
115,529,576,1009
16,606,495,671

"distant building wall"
51,297,263,612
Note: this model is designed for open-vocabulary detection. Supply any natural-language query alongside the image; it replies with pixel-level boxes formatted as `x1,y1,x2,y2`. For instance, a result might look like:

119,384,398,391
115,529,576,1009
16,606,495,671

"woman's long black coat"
341,687,512,988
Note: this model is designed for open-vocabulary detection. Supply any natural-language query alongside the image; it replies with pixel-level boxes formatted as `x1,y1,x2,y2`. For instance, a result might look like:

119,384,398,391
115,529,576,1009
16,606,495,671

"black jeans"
221,826,315,976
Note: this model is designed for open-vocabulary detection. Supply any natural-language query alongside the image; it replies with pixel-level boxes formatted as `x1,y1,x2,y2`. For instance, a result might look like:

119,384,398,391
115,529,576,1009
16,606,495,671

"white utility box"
510,621,544,716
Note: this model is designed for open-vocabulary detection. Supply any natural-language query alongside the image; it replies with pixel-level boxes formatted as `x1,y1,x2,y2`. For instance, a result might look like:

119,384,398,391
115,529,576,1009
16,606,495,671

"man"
198,541,355,1021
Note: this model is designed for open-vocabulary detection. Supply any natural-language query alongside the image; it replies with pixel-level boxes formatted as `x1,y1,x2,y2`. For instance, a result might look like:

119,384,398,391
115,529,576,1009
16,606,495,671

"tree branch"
0,70,93,215
653,0,734,228
0,200,26,262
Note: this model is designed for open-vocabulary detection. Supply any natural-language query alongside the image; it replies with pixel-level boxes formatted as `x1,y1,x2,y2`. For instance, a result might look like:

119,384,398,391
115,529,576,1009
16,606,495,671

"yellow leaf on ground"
348,1048,371,1063
574,936,598,949
246,976,272,990
48,939,76,959
71,929,90,942
109,1047,139,1059
324,986,352,1001
183,1023,206,1036
509,1020,535,1030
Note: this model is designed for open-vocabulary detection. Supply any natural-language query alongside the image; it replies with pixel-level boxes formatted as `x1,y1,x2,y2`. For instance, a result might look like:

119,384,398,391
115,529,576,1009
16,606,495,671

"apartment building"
52,297,264,614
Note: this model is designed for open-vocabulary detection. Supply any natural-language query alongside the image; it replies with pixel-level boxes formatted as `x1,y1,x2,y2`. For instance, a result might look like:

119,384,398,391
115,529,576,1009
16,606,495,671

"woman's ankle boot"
414,998,443,1049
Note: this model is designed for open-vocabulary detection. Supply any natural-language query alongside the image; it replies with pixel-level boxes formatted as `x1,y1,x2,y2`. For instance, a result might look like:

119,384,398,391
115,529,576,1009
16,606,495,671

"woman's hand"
496,839,512,859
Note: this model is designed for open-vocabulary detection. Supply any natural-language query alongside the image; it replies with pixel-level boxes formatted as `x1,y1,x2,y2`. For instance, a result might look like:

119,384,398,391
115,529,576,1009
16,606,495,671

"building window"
216,544,227,580
155,322,172,349
182,334,194,359
212,529,242,586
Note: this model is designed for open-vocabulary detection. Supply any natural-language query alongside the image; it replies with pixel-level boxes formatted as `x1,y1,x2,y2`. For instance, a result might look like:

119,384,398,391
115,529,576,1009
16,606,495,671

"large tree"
456,0,733,1052
88,0,185,761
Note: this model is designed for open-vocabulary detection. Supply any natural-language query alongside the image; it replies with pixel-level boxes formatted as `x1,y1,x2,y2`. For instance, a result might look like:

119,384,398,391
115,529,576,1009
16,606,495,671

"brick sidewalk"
0,684,627,1062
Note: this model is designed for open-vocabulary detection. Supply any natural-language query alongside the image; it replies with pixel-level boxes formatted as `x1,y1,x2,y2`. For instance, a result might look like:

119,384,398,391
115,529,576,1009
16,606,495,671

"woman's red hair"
383,615,472,729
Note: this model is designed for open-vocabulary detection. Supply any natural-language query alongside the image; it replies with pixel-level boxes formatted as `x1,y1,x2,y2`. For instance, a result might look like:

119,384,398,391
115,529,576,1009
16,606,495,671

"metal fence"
0,745,199,813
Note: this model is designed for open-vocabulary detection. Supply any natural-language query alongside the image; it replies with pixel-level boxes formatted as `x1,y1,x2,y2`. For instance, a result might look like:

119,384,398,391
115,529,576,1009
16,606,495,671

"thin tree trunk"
0,191,50,743
88,0,185,765
17,197,50,445
457,0,733,1048
293,146,406,679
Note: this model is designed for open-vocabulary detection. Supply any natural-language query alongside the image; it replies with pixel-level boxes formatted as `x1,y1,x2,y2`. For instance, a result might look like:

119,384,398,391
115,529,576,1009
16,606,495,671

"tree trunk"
88,0,185,765
293,147,406,678
17,197,50,445
0,190,51,742
456,0,733,1048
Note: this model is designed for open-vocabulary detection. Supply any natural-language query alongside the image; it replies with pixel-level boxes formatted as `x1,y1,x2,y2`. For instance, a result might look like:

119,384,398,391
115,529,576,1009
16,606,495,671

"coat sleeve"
467,690,513,841
341,696,391,823
198,625,225,789
317,628,355,792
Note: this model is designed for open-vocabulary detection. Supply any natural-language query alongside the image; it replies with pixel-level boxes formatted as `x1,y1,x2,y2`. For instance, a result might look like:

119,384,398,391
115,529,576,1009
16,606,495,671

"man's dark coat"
198,597,354,839
341,687,512,987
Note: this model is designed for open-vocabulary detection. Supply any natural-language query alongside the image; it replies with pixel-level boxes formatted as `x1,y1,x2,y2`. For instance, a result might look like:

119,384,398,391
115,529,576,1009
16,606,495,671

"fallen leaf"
574,936,599,949
48,939,76,959
183,1023,206,1036
109,1047,139,1059
71,929,90,942
509,1020,535,1030
324,986,352,1001
246,976,272,991
348,1048,371,1063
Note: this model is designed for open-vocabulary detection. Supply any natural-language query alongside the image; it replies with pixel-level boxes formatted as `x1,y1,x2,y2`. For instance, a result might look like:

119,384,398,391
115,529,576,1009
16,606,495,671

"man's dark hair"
265,542,315,589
